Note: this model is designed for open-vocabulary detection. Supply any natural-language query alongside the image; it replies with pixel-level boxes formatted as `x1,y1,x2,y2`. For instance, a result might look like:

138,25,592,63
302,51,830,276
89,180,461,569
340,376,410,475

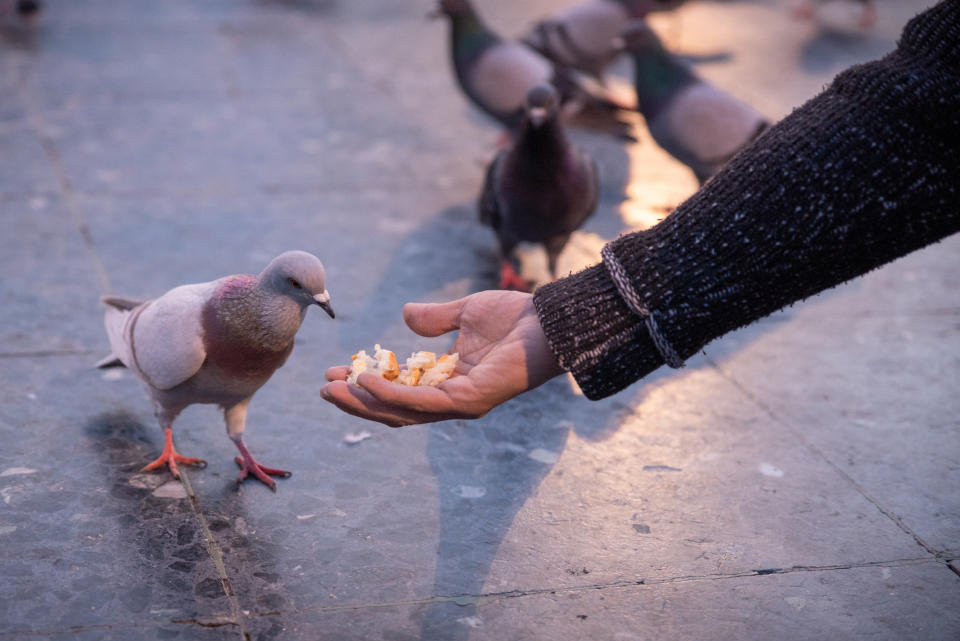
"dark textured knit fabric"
533,0,960,401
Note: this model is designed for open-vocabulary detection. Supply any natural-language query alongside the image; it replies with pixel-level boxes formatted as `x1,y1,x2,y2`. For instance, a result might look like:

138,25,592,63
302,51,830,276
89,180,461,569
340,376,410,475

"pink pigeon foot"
141,427,207,479
232,439,290,491
859,4,877,28
498,261,533,292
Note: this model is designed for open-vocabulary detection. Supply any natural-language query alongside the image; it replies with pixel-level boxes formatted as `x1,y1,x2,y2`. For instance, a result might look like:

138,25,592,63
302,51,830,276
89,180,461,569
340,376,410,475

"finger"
325,365,350,382
356,371,461,415
403,298,468,337
320,381,417,427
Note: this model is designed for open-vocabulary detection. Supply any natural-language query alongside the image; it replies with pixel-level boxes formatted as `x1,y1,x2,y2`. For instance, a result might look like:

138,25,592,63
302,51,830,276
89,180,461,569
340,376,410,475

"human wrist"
533,262,664,400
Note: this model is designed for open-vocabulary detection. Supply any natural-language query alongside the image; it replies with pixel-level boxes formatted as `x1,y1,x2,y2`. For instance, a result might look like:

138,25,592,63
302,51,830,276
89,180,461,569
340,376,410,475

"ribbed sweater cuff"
533,261,664,400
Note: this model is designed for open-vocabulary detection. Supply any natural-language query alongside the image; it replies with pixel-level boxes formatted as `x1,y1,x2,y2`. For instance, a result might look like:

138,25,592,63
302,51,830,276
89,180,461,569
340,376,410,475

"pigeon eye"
288,278,303,289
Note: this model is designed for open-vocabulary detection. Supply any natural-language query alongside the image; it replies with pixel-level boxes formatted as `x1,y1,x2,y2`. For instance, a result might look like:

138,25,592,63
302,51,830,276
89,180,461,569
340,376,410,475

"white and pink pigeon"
97,250,334,491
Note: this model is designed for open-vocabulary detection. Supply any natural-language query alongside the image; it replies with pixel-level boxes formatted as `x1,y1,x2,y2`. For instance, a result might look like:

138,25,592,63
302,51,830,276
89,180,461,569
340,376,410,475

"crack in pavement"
0,556,938,637
177,467,250,641
233,556,939,619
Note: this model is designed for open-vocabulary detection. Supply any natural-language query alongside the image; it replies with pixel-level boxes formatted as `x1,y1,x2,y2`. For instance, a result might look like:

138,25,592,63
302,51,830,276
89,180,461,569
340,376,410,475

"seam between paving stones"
703,354,943,562
0,349,97,358
0,615,239,639
231,557,937,619
0,557,937,636
13,68,112,296
177,467,252,641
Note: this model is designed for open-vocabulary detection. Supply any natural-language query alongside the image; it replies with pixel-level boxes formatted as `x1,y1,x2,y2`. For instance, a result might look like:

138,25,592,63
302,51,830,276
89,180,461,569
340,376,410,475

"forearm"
534,0,960,400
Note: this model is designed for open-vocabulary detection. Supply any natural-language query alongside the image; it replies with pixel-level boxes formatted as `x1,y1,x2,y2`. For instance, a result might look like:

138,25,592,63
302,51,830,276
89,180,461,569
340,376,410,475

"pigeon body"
435,0,630,139
523,0,685,80
479,85,599,290
99,250,335,490
624,22,768,185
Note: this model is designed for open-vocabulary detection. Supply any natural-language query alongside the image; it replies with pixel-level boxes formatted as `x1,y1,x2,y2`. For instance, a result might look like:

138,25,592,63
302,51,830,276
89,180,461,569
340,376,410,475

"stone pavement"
1,0,958,639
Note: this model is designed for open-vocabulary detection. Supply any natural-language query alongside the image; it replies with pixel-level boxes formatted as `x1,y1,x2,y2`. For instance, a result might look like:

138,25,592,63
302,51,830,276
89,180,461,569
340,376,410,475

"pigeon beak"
313,292,335,319
528,106,548,127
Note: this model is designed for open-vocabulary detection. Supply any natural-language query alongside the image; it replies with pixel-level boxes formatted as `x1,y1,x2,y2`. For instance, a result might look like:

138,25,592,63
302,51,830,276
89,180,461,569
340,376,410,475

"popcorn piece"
419,353,459,387
406,351,436,371
373,344,400,381
347,350,377,385
396,367,421,386
347,347,458,387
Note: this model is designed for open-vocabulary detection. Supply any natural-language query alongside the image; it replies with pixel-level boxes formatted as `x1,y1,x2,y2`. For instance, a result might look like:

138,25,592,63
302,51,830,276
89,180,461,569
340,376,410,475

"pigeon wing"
478,150,507,230
130,281,217,391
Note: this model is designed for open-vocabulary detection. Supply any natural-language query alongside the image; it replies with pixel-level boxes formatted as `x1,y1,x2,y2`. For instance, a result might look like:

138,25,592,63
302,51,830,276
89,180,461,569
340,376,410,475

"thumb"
403,297,467,337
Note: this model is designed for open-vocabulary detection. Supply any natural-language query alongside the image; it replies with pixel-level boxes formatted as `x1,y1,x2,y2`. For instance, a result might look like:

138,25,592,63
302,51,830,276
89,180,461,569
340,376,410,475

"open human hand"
320,290,564,427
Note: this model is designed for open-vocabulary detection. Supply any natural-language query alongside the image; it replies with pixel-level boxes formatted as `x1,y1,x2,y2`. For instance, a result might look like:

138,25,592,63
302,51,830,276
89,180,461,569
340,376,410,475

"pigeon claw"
234,456,291,492
141,427,207,479
498,261,534,292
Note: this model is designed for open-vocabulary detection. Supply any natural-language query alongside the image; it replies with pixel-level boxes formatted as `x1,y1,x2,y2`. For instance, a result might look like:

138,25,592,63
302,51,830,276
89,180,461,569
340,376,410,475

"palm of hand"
320,290,562,427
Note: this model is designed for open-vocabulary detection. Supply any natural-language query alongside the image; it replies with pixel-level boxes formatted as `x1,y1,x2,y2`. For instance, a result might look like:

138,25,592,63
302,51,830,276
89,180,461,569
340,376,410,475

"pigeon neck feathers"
631,42,697,121
203,275,305,358
509,117,570,181
450,9,499,70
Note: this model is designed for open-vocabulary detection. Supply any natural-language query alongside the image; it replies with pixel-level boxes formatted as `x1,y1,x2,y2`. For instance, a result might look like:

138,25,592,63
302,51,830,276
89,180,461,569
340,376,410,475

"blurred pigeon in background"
523,0,687,80
5,0,40,17
793,0,877,30
97,251,335,491
17,0,40,16
432,0,633,140
479,84,599,291
622,21,768,185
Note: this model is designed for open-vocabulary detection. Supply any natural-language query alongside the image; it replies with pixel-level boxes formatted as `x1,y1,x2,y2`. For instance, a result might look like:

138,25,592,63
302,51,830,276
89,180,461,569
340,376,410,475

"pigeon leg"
224,400,289,491
141,426,207,479
232,438,291,492
859,3,877,28
498,259,533,292
544,235,571,282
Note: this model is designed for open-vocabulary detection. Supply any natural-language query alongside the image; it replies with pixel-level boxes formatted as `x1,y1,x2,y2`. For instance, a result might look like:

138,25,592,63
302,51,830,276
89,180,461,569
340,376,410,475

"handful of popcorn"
347,345,459,387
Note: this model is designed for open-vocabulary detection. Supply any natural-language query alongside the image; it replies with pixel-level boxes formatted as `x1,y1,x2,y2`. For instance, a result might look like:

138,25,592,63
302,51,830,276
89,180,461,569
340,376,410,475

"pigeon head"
430,0,475,18
616,0,687,18
260,251,335,319
617,20,665,54
524,84,559,128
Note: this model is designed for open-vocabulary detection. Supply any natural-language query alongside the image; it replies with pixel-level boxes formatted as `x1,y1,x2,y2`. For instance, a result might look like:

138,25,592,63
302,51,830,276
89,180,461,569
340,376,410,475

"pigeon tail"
94,354,125,369
101,295,144,311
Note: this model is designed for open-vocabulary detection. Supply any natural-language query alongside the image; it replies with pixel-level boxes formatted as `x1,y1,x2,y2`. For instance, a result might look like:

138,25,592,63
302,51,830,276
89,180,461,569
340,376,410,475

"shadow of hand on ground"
336,202,497,351
417,365,678,638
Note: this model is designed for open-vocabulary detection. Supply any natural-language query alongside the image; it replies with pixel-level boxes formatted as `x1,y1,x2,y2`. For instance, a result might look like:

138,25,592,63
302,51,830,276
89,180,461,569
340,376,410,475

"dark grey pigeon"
523,0,687,81
96,251,335,491
623,21,769,185
432,0,632,140
478,84,600,291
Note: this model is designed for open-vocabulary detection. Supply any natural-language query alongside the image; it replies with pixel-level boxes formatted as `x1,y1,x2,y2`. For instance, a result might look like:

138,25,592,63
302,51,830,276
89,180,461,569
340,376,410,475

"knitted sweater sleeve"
532,0,960,400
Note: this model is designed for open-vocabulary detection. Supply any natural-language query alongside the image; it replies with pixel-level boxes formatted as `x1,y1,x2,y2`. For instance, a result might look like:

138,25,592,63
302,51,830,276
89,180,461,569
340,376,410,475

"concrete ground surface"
1,0,958,639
